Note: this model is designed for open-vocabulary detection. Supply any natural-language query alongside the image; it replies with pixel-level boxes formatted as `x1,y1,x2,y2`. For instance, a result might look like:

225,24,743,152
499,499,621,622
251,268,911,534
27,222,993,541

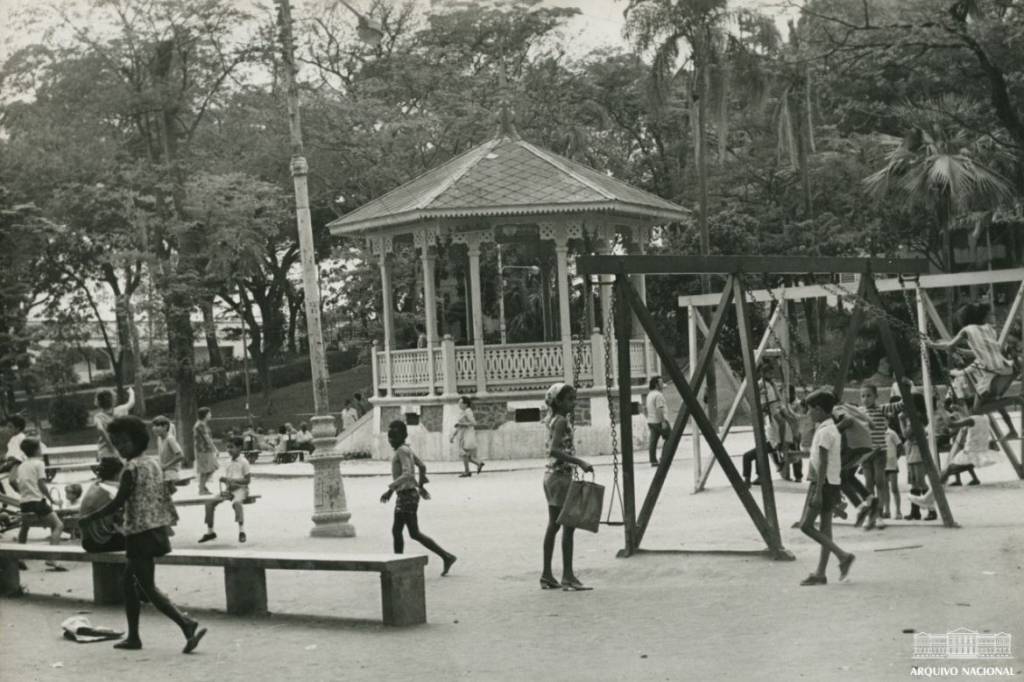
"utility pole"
277,0,356,537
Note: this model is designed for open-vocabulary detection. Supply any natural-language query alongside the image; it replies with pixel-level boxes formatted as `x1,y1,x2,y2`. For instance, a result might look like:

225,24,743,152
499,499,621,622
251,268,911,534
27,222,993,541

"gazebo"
328,124,689,460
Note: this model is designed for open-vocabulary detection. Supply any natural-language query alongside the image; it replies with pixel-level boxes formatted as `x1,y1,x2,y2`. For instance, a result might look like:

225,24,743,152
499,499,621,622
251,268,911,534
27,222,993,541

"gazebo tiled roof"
327,132,689,235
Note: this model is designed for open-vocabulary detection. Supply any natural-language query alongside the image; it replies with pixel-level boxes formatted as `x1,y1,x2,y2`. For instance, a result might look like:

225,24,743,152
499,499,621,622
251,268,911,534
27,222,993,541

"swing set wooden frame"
576,254,953,559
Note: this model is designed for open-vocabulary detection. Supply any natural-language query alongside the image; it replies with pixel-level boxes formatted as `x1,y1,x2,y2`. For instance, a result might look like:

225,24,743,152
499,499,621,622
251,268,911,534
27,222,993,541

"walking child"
153,416,184,496
452,396,484,477
193,407,218,495
798,390,855,586
381,420,456,576
79,416,207,653
199,437,251,544
540,383,595,591
645,377,670,467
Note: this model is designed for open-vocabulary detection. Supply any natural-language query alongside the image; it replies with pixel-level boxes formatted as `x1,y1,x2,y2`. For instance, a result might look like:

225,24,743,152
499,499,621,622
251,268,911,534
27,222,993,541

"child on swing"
929,303,1015,417
540,383,595,592
380,420,456,576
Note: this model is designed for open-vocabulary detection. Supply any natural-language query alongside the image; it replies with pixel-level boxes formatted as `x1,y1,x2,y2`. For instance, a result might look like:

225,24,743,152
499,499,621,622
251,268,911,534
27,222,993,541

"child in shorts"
798,390,855,586
199,437,250,544
15,438,64,549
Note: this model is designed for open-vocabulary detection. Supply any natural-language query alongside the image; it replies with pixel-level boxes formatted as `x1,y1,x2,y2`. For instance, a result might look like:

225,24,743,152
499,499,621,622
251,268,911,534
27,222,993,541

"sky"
0,0,800,64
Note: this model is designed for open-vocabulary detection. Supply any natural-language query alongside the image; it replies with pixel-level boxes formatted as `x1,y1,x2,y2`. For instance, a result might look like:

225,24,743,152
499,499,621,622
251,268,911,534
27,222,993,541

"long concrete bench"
0,544,428,626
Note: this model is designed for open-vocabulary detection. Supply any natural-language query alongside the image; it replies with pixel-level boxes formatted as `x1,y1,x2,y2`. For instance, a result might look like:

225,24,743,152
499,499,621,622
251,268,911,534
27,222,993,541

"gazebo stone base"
366,387,650,461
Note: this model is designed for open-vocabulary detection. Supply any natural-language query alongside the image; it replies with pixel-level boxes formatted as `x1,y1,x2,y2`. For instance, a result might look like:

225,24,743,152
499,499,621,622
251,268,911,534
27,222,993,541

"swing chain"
603,282,621,472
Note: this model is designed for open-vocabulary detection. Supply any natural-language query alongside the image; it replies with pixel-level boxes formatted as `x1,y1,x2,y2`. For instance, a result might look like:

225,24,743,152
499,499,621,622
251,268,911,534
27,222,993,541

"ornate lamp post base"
308,415,357,538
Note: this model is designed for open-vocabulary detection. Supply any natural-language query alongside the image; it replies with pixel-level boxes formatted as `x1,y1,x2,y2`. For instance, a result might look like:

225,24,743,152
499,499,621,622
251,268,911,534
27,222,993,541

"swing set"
678,266,1024,487
576,254,956,559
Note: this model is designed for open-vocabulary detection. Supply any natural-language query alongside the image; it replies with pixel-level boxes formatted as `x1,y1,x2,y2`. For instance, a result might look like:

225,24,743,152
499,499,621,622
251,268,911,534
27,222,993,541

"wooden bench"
273,450,306,464
0,544,428,626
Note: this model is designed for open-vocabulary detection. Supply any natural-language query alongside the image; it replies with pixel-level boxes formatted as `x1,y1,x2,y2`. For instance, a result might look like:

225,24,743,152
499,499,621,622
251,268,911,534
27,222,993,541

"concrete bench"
0,543,428,626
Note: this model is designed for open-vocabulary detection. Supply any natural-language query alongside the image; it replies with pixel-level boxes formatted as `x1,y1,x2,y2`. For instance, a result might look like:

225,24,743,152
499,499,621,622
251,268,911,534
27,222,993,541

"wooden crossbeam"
832,276,870,397
863,278,957,528
998,281,1024,347
696,304,783,491
619,278,787,558
677,267,1024,308
577,255,929,276
633,277,735,548
732,277,783,547
613,275,639,556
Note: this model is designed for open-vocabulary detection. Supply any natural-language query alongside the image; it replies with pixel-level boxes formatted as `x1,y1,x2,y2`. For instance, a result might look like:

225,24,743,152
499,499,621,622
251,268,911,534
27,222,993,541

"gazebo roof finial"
496,65,519,139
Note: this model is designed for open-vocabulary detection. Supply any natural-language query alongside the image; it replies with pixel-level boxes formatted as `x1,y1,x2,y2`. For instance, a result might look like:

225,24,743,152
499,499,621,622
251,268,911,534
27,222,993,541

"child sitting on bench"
79,458,126,553
199,437,250,544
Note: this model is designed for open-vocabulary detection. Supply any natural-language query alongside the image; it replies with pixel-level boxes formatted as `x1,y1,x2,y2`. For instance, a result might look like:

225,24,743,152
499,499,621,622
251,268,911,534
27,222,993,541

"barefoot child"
883,418,903,520
798,390,855,586
79,416,206,653
540,383,595,591
199,437,250,544
451,396,484,477
381,420,456,576
900,398,935,521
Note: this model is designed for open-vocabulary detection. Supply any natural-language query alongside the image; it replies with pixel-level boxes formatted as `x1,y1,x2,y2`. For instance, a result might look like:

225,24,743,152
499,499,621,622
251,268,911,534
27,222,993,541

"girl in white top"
941,411,995,486
451,396,484,477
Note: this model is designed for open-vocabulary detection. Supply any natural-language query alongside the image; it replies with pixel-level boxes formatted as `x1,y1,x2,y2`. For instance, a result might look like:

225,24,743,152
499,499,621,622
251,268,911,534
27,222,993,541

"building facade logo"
913,628,1012,659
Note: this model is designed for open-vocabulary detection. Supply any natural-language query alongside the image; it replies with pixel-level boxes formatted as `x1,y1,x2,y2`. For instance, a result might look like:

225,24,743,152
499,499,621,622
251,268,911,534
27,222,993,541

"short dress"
193,421,219,476
123,456,175,558
951,418,996,468
961,324,1013,396
543,414,575,507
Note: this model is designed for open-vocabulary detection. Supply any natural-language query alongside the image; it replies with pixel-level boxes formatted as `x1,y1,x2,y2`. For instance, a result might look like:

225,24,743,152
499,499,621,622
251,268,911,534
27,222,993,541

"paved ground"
2,428,1023,681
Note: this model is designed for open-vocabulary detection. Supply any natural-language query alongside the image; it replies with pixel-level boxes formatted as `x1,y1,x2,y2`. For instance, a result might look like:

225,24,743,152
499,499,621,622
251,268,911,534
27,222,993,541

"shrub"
48,395,90,434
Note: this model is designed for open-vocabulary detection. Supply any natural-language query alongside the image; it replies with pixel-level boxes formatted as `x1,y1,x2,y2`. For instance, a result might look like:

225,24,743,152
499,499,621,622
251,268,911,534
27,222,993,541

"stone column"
467,239,487,393
554,233,573,384
379,251,395,396
310,416,356,537
422,245,439,393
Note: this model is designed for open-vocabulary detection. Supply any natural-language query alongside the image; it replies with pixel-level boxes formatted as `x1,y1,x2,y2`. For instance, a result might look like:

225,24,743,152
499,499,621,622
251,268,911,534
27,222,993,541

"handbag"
556,473,604,533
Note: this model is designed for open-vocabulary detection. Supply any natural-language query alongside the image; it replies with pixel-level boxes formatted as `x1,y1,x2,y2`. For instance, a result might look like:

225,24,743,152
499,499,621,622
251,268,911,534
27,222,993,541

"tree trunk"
126,297,147,416
165,298,196,467
200,297,223,371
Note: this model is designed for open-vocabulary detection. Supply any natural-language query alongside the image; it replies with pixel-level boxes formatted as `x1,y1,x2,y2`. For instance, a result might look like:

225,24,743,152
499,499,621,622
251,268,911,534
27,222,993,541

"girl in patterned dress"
381,420,456,576
80,416,207,653
540,383,594,592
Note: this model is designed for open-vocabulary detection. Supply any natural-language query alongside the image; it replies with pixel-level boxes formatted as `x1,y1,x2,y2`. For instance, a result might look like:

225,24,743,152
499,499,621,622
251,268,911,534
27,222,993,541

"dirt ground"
2,428,1023,682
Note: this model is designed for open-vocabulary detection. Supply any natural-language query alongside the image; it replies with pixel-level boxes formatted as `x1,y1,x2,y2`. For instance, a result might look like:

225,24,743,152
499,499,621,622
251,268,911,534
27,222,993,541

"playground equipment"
678,267,1024,487
576,255,952,559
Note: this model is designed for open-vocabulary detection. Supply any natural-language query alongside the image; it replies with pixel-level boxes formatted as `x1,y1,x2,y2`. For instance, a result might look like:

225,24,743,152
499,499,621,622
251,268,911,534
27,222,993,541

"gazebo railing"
372,335,656,398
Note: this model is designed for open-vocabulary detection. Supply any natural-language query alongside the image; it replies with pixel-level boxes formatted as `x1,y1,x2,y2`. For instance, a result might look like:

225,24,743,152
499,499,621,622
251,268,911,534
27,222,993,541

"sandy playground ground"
1,428,1023,682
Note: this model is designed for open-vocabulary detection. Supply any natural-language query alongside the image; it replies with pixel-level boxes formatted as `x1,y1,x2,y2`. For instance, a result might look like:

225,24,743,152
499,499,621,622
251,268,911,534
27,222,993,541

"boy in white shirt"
798,390,856,586
199,437,251,544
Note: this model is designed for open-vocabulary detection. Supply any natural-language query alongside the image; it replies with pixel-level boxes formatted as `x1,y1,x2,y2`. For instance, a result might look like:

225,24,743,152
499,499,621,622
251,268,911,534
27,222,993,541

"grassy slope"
41,364,373,446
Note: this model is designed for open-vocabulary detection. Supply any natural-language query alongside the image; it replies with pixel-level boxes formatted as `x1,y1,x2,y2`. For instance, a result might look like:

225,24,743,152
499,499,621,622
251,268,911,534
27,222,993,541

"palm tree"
864,96,1013,322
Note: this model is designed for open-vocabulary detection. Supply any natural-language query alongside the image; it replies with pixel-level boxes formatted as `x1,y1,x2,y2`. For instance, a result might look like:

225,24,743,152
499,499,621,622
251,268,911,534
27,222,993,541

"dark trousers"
648,423,669,465
742,445,782,482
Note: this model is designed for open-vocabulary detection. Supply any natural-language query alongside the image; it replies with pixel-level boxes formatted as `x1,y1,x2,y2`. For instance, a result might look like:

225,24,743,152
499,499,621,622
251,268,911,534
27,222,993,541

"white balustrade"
375,338,625,395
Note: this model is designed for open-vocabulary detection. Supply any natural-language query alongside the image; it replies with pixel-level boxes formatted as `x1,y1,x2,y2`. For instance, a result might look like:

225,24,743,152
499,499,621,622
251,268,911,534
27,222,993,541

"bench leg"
0,557,22,596
224,566,267,615
92,563,124,605
380,567,426,626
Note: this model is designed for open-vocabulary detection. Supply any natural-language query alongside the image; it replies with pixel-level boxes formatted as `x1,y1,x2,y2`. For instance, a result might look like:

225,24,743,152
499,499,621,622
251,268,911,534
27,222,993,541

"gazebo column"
466,235,487,393
631,228,653,380
554,233,573,384
417,230,440,394
378,248,396,396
